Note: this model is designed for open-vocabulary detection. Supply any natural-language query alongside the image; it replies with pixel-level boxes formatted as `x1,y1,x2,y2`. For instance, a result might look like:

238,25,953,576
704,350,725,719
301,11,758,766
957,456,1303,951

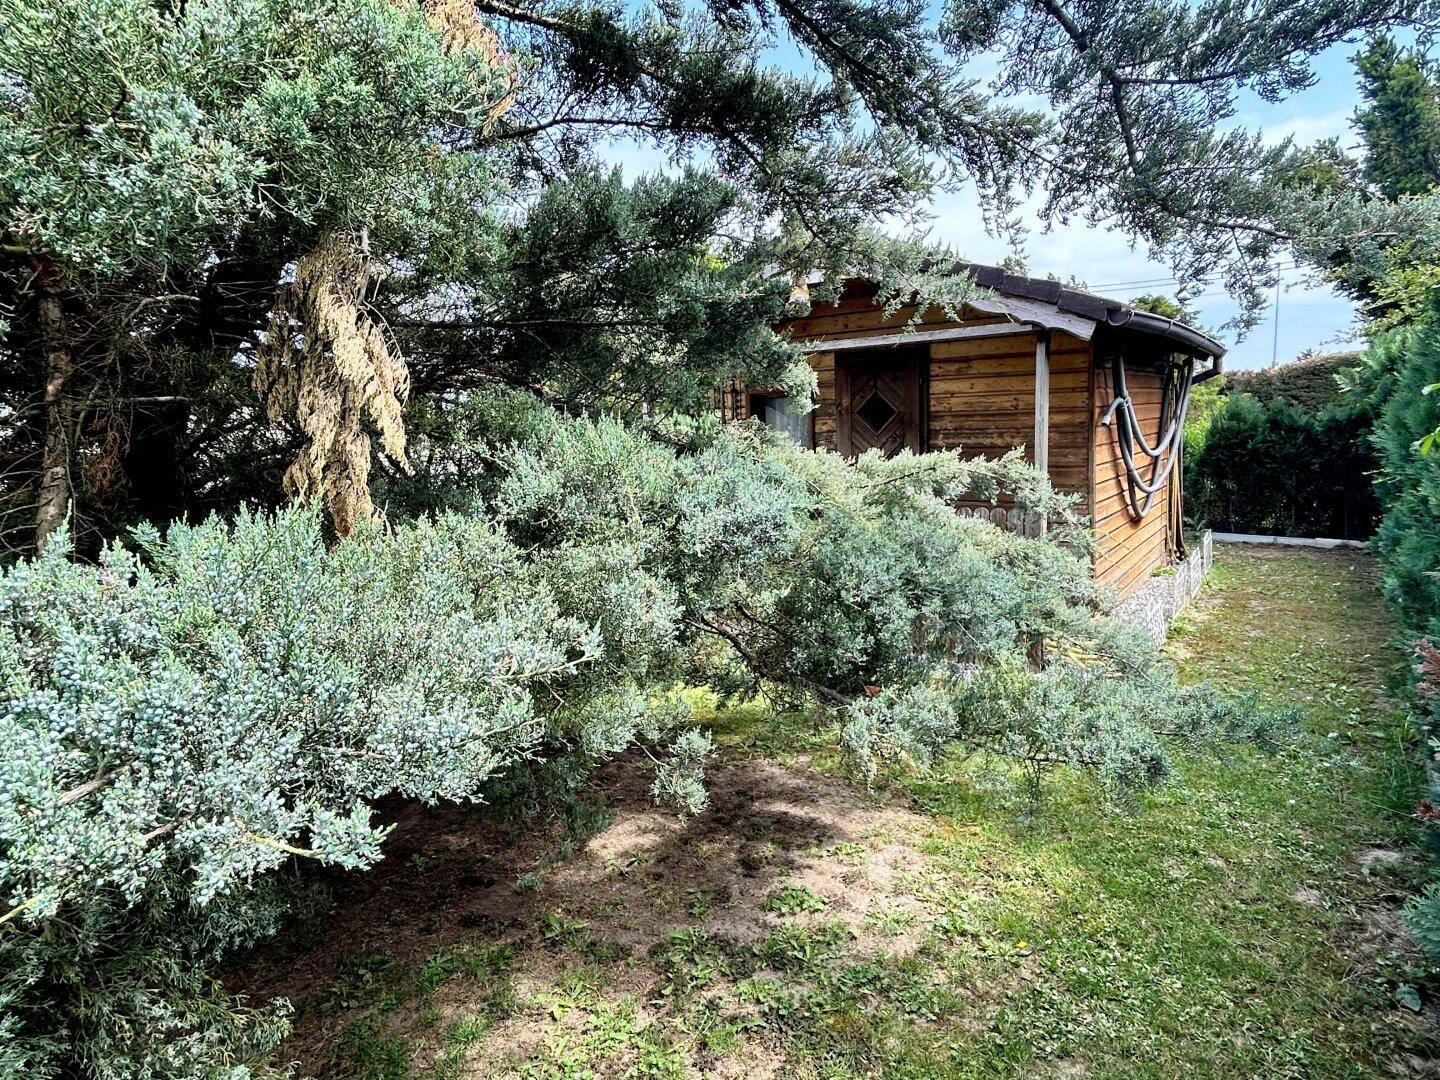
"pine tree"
2,0,1437,546
0,2,1401,1068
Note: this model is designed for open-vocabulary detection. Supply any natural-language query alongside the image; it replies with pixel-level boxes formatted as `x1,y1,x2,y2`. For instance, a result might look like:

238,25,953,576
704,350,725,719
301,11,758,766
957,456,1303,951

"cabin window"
749,393,811,447
855,391,899,433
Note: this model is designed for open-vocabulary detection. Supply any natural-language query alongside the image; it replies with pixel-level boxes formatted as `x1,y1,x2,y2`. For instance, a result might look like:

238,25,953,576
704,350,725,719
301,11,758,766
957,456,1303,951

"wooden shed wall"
748,298,1184,601
1091,363,1176,600
779,297,1008,456
926,332,1091,498
775,301,1094,500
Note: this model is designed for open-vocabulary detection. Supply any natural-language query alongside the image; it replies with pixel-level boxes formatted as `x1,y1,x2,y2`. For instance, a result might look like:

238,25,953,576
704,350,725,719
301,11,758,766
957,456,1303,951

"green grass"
290,546,1435,1078
703,548,1433,1076
866,547,1429,1077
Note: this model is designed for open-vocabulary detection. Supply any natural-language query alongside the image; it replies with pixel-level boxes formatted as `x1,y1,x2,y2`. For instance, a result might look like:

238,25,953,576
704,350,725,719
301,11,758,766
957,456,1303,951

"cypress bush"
1184,391,1380,540
1226,351,1362,412
1356,324,1440,631
0,403,1285,1074
1350,310,1440,960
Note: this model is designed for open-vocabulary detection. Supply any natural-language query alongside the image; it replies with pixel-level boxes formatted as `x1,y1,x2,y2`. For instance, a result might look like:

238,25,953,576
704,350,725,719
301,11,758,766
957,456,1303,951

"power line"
1088,273,1192,290
1088,261,1306,292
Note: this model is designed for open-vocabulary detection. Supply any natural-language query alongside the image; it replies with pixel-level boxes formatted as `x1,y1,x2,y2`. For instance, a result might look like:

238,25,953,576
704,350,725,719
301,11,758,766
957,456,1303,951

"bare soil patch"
232,544,1440,1077
237,756,951,1076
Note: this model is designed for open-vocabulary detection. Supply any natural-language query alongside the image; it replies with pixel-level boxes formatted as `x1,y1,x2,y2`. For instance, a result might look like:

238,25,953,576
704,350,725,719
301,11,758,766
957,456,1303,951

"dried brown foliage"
1416,637,1440,700
397,0,518,121
255,234,410,536
253,4,516,536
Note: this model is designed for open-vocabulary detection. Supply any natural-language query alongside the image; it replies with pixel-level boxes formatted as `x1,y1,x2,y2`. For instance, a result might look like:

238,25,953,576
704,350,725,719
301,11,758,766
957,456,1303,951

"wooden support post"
1033,328,1050,475
1033,328,1051,537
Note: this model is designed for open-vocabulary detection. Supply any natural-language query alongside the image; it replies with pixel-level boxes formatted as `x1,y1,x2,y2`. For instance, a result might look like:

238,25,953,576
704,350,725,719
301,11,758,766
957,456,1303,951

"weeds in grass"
285,550,1435,1078
763,884,829,916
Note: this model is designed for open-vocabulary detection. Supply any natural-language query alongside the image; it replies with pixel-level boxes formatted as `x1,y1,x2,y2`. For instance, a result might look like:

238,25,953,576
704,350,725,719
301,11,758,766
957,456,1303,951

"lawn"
238,544,1437,1078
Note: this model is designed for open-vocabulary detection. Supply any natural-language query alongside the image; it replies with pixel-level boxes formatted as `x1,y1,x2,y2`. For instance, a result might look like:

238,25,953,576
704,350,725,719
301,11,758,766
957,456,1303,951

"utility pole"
1270,279,1281,367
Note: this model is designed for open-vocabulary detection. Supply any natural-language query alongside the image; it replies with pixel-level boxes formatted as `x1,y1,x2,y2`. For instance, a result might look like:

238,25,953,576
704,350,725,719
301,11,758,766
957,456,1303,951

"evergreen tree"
1355,34,1440,199
0,1,1403,1068
1130,293,1200,325
2,0,1437,548
1320,35,1440,315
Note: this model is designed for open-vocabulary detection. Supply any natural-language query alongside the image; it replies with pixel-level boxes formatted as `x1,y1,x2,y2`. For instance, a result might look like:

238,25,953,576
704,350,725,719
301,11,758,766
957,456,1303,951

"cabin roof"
953,262,1226,362
815,262,1226,365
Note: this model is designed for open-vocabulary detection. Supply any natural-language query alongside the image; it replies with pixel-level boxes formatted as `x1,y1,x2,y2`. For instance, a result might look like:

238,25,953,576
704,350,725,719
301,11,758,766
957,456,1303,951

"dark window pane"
856,391,898,432
754,395,808,446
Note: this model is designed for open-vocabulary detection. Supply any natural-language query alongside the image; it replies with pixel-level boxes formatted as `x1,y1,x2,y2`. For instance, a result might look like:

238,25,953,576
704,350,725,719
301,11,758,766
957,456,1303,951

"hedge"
1184,392,1380,540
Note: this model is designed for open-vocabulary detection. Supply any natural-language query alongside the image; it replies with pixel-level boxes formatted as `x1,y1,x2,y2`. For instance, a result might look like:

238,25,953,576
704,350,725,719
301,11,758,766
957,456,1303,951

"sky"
920,42,1370,372
599,27,1376,372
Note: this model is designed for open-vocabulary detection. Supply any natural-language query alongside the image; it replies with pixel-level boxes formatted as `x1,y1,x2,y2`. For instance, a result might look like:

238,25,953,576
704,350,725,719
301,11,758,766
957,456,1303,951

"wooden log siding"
780,301,1094,497
747,296,1182,598
1091,363,1176,600
927,332,1093,498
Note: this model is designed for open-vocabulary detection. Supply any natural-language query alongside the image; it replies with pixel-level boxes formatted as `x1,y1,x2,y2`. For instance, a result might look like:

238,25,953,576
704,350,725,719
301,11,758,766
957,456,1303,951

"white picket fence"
952,502,1044,538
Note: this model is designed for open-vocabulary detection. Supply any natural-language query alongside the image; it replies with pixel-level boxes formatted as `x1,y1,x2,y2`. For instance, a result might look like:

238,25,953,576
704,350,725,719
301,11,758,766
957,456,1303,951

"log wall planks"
779,301,1093,498
1090,364,1177,600
927,331,1092,498
732,297,1182,601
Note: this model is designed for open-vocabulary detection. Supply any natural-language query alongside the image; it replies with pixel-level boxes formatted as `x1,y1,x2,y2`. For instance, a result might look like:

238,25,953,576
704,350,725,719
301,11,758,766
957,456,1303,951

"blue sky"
921,42,1370,371
600,27,1375,371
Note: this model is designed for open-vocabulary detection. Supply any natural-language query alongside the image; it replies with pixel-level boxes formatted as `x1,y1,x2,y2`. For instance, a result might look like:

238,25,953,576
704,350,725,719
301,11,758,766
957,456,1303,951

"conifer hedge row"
1184,391,1379,541
1348,302,1440,958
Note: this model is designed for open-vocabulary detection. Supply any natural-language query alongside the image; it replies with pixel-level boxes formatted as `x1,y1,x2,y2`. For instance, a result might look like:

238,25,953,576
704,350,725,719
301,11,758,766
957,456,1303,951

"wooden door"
836,348,927,457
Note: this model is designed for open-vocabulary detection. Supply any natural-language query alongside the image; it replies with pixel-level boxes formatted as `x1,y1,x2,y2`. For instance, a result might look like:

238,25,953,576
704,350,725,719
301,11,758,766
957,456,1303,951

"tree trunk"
34,287,73,553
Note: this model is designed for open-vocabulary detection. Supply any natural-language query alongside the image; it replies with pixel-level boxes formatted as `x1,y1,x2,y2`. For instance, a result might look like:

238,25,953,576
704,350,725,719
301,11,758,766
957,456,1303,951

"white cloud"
1269,106,1356,147
586,42,1366,368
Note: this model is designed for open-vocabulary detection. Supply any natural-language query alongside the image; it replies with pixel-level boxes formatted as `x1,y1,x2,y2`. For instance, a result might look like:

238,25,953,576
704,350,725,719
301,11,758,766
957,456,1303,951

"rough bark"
34,286,73,552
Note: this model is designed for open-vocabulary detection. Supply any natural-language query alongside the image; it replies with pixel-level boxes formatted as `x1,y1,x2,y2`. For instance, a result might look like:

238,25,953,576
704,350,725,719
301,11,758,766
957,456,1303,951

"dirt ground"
235,545,1440,1078
238,756,960,1077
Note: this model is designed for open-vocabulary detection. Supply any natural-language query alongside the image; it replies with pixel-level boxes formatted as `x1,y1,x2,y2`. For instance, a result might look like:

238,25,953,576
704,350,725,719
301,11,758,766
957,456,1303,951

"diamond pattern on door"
836,348,926,458
855,391,899,433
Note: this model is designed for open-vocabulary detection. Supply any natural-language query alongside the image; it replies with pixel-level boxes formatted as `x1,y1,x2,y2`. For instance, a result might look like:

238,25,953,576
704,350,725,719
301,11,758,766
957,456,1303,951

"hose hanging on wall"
1099,351,1194,520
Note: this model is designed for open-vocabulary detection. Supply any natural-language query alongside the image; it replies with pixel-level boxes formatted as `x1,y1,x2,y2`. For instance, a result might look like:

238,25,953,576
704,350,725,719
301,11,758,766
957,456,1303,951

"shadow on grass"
231,546,1439,1078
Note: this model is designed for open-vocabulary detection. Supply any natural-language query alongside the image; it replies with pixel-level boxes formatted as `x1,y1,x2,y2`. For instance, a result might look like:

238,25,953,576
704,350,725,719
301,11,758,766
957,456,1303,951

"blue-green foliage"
0,402,1281,1074
842,652,1285,796
484,403,1281,793
488,403,1097,703
1349,306,1440,961
1184,391,1379,541
1,0,509,279
0,502,691,1076
1406,882,1440,964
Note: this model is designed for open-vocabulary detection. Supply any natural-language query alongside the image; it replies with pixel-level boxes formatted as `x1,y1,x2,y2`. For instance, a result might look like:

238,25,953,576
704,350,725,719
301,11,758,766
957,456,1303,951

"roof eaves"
951,261,1226,360
790,263,1227,360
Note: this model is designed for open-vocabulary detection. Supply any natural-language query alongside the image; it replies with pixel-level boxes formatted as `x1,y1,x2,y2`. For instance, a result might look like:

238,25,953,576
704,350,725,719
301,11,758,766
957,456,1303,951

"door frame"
834,345,929,457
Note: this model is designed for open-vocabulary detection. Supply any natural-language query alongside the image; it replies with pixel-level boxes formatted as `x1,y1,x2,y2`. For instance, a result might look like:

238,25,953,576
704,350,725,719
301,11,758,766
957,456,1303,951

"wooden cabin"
721,265,1224,601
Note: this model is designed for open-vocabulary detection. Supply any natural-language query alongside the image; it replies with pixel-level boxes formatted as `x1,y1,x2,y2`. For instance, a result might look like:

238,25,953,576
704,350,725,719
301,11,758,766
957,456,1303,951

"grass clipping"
256,233,409,536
